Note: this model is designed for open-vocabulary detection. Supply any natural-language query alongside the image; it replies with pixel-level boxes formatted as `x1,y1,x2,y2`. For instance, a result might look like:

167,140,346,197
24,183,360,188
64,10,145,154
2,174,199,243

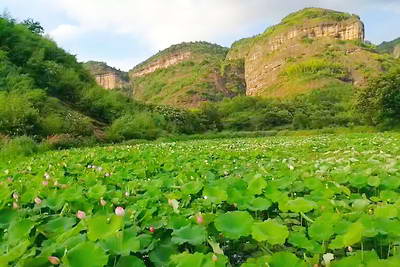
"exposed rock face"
394,45,400,58
131,52,192,77
95,73,125,89
84,61,130,90
227,8,369,97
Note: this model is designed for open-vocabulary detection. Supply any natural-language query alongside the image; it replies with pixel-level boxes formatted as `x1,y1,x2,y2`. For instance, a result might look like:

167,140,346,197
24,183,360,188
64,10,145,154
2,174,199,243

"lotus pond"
1,133,400,266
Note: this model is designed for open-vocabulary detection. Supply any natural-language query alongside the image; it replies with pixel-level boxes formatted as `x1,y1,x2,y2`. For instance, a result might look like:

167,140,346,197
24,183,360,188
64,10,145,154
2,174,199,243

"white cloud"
47,0,400,50
50,24,82,42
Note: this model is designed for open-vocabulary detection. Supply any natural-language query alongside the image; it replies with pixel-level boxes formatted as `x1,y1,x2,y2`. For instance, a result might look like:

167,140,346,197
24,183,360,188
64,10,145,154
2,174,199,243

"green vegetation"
377,37,400,54
2,133,400,266
131,43,245,107
356,68,400,127
281,58,348,80
131,42,228,73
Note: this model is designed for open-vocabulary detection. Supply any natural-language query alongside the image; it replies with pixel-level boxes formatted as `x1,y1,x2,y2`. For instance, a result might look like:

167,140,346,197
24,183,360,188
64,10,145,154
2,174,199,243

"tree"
356,68,400,126
22,18,44,35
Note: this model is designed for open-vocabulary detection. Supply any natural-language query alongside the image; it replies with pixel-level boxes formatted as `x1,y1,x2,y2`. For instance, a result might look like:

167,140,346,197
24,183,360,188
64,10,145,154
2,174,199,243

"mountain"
83,61,132,93
128,42,246,108
378,38,400,58
227,8,396,98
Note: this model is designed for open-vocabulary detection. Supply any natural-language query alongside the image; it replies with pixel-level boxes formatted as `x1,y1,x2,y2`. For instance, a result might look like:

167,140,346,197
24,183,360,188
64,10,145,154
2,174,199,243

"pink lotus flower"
100,198,107,206
196,213,204,224
48,256,60,265
42,180,49,186
149,226,155,233
34,197,42,205
76,210,86,219
115,206,125,216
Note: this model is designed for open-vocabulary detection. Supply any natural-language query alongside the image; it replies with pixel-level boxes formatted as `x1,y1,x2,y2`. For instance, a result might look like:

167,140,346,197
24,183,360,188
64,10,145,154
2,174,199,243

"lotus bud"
12,202,18,209
44,173,50,179
12,192,19,200
48,256,60,265
347,246,353,252
124,192,130,197
115,206,125,216
100,198,107,206
212,255,218,262
42,180,49,186
34,197,42,205
149,226,155,233
76,210,86,219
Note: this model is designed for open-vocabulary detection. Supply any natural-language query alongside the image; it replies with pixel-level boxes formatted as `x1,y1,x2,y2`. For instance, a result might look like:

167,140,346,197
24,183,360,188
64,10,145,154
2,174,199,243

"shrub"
0,136,39,159
106,112,167,141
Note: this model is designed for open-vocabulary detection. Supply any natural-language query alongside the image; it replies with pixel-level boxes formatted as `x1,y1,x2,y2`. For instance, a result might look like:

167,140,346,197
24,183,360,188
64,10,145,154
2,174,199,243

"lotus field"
2,133,400,266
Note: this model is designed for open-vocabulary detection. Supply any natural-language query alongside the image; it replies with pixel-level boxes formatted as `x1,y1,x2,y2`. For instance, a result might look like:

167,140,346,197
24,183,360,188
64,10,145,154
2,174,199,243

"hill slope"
227,8,396,98
0,16,143,139
129,42,246,108
378,37,400,58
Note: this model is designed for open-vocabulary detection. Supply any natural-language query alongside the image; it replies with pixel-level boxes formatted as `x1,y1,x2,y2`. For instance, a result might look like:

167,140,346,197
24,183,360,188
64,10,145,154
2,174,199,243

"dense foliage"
356,68,400,127
2,133,400,266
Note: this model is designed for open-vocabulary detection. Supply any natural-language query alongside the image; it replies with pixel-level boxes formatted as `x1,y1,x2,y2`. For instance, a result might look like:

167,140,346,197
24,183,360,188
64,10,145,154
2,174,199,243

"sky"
1,0,400,71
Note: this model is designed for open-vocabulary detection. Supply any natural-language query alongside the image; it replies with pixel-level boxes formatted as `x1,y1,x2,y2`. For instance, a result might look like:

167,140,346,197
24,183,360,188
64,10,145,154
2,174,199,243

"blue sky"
1,0,400,71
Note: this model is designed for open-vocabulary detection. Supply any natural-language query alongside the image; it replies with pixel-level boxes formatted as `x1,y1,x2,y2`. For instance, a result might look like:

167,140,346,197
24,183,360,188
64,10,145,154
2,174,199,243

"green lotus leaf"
251,219,289,245
7,219,35,245
288,232,317,252
171,225,206,245
247,197,272,211
39,217,76,238
0,240,30,265
116,256,146,267
342,222,364,247
149,239,178,267
309,220,334,241
87,184,107,200
100,229,140,256
268,252,307,267
375,204,398,219
368,177,381,187
203,185,227,204
87,215,123,241
181,181,203,195
64,242,108,267
171,252,228,267
381,176,400,190
215,211,254,239
0,209,17,229
247,175,267,195
287,198,317,213
352,199,370,211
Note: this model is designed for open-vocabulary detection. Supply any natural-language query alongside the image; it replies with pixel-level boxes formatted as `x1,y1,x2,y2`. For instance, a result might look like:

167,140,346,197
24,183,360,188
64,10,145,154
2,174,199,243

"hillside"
129,42,246,108
227,8,397,98
84,61,132,93
0,16,146,140
378,37,400,58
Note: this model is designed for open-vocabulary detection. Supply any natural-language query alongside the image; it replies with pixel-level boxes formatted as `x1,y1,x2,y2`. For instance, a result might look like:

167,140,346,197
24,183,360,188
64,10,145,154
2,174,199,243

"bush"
106,112,167,141
43,134,98,150
0,136,40,159
356,68,400,127
0,92,40,136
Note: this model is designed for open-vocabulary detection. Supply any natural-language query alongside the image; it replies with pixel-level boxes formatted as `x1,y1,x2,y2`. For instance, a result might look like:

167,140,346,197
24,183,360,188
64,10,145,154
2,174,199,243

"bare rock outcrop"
131,52,192,77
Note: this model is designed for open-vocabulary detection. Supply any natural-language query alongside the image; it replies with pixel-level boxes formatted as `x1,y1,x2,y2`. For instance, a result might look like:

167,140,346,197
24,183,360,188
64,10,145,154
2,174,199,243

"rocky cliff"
226,8,381,97
84,61,130,90
128,42,245,108
394,45,400,58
